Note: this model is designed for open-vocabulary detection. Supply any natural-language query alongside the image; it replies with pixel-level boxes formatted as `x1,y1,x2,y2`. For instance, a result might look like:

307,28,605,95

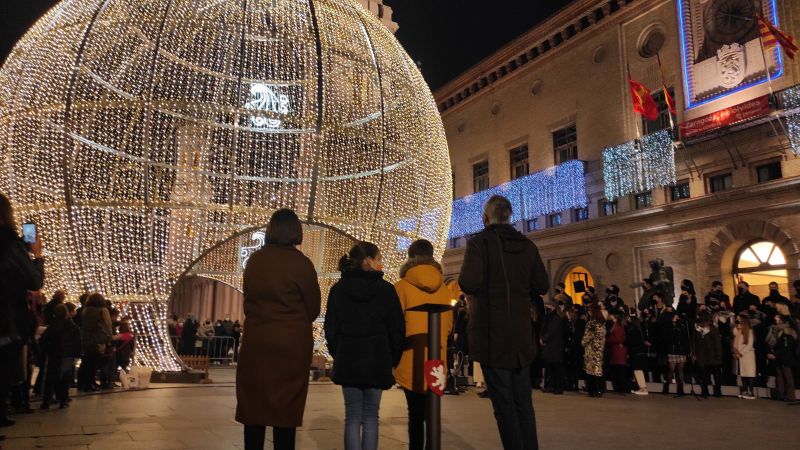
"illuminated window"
670,183,690,201
527,219,539,232
642,88,676,137
734,240,788,298
635,191,652,209
510,144,529,180
601,200,618,216
553,125,578,164
473,161,489,193
574,207,589,222
549,213,562,227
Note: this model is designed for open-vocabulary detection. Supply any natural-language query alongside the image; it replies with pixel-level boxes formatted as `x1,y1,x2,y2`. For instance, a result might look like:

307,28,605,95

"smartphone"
22,222,37,244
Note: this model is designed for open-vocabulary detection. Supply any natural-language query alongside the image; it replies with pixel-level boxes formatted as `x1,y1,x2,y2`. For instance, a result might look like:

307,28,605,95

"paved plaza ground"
2,368,798,450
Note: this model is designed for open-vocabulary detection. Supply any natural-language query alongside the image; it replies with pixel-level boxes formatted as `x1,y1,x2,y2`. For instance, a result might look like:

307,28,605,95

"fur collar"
399,256,442,279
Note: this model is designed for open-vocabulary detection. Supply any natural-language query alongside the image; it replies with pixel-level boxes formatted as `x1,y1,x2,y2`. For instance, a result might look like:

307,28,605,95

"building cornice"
433,0,654,116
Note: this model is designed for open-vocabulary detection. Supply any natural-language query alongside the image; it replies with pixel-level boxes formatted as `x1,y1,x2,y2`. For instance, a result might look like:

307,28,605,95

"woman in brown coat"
235,209,321,450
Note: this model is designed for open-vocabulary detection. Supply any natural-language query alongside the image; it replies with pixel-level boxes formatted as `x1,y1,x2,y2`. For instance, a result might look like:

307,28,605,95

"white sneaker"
632,389,649,396
743,391,756,400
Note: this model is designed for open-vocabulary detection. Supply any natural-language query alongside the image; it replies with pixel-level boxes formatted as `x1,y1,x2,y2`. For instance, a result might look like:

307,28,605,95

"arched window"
734,240,788,297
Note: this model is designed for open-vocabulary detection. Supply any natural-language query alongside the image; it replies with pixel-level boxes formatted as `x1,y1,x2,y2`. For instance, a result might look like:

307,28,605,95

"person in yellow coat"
394,239,453,450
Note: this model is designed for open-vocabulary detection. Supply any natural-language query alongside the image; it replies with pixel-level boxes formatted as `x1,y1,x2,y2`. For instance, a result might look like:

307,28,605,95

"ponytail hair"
338,241,379,273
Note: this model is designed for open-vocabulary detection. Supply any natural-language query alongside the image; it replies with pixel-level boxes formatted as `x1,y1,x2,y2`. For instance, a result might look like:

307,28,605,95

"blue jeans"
342,387,382,450
482,364,538,450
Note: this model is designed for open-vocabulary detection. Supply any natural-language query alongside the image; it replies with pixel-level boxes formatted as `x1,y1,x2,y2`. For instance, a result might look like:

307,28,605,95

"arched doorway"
564,266,595,302
733,240,788,298
164,223,357,365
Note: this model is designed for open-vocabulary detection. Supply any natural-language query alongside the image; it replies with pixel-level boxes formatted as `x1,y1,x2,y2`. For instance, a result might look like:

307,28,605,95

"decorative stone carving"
716,43,746,88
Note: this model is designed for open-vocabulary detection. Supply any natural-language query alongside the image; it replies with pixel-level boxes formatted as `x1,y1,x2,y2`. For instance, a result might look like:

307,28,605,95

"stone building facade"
437,0,800,306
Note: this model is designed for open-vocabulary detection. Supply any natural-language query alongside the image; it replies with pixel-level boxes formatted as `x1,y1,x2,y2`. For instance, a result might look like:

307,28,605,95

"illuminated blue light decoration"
603,130,676,201
448,160,586,238
678,0,783,108
783,84,800,155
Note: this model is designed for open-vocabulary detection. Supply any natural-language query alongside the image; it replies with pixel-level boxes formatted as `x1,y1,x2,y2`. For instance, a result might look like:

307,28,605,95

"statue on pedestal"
648,258,675,307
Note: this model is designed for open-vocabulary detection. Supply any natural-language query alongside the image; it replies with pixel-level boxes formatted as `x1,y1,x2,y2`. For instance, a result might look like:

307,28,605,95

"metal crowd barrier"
171,335,237,364
197,336,236,364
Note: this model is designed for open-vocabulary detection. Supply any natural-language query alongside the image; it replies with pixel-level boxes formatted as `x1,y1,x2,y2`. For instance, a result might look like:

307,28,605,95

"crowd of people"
508,279,800,403
169,313,242,362
0,193,135,443
4,187,800,450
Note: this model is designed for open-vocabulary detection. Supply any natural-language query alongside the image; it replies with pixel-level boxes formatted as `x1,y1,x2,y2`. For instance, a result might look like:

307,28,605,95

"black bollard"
408,303,452,450
427,309,441,450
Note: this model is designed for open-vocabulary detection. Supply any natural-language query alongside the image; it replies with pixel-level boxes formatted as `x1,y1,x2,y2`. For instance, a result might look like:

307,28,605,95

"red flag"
424,360,446,396
656,55,676,115
757,13,798,60
629,77,658,121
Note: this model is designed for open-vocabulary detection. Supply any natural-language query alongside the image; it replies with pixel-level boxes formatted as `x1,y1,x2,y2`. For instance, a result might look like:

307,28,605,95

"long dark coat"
539,309,564,363
458,224,549,369
690,325,722,366
0,227,44,343
235,245,321,428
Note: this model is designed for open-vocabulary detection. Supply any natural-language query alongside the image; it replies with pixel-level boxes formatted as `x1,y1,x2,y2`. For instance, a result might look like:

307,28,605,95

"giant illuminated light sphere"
0,0,451,370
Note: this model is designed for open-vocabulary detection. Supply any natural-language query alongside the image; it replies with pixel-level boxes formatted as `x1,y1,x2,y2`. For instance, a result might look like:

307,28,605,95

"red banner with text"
679,96,771,139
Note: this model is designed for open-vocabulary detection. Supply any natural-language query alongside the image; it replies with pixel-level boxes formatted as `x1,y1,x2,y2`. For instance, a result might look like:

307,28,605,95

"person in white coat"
733,314,756,399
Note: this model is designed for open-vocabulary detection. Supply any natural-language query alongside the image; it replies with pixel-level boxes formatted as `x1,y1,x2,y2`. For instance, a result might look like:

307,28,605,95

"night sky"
0,0,573,92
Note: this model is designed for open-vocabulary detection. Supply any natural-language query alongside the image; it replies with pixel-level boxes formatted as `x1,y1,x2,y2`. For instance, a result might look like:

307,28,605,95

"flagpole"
627,62,642,140
628,62,645,192
759,32,775,96
755,14,777,97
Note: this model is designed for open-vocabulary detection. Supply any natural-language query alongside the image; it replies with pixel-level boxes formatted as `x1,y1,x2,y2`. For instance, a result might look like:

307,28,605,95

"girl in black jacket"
661,312,690,396
324,242,405,450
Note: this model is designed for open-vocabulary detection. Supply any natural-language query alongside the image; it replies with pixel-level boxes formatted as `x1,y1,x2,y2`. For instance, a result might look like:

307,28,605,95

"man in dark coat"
0,213,45,429
539,300,565,395
733,281,760,314
458,195,549,450
762,281,789,307
638,278,659,312
704,281,731,312
181,313,199,356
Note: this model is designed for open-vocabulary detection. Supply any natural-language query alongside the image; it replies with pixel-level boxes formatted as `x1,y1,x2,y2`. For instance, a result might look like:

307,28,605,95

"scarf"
766,323,789,348
694,323,710,336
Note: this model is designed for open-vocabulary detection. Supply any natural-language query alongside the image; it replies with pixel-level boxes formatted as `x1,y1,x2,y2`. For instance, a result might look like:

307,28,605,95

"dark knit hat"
605,285,620,295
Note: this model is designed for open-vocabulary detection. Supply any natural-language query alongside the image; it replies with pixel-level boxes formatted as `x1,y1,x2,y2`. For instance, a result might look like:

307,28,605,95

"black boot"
662,382,670,395
676,384,685,397
700,385,709,398
713,384,722,397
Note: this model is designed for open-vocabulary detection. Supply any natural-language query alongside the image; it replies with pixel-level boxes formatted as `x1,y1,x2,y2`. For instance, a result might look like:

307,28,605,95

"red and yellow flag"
629,77,658,121
656,55,676,115
757,13,798,60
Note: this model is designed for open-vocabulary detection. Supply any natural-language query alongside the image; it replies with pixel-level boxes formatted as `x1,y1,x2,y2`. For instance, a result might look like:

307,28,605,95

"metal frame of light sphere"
0,0,452,371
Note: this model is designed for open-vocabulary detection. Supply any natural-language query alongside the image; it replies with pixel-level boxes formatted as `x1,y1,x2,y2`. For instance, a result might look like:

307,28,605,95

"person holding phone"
0,193,45,431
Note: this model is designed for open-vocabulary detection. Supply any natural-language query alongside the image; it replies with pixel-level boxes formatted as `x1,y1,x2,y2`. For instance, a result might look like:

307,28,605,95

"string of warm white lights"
0,0,452,370
448,160,587,238
603,130,676,201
